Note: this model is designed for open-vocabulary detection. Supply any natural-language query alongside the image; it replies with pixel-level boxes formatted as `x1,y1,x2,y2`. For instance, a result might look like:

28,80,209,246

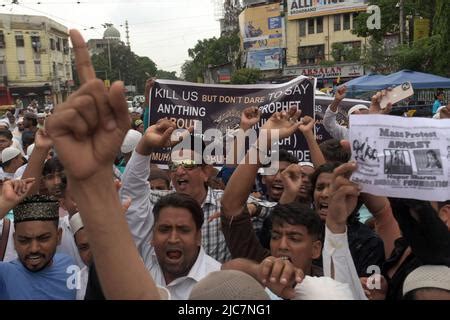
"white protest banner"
349,115,450,201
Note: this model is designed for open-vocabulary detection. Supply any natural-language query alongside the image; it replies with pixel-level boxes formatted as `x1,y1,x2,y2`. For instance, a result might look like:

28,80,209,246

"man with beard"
0,192,76,299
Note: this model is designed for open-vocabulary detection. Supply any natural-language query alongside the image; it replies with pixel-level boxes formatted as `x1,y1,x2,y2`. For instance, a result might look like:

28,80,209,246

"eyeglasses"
168,159,201,172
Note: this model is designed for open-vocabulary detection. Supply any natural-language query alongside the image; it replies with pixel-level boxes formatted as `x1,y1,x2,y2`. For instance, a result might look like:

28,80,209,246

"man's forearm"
303,130,326,167
70,170,160,300
222,143,264,217
21,146,51,195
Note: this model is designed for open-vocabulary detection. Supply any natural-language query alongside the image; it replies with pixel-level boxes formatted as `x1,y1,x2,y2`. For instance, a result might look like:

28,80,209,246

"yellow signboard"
239,3,284,50
104,79,111,88
414,18,430,42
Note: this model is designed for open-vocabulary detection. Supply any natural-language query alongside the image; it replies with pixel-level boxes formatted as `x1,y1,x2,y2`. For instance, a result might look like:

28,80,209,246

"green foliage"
231,68,261,84
354,0,449,76
155,70,178,80
331,43,361,63
89,43,175,93
181,32,240,82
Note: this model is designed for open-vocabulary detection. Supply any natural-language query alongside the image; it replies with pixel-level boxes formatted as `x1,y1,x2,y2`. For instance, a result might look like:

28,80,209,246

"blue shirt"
0,253,77,300
432,100,442,114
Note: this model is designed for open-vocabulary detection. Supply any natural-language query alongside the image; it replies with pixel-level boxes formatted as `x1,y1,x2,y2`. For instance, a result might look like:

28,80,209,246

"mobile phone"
380,82,414,109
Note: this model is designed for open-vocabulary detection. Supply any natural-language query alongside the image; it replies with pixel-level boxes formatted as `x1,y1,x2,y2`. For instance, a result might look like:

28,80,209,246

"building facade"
0,13,73,106
284,0,368,87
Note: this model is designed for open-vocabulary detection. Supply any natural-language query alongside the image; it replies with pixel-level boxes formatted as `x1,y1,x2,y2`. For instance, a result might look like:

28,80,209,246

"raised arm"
21,129,53,195
0,178,35,219
46,29,159,300
360,193,400,258
298,115,326,167
322,86,348,141
222,107,301,217
119,118,176,250
324,162,367,300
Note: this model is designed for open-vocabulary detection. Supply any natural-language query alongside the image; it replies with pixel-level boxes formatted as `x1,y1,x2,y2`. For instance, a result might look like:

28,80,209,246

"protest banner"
349,114,450,201
148,76,315,166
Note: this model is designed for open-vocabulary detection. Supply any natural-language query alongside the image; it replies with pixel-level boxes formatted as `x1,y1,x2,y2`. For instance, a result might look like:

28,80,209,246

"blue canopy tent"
344,70,450,91
341,73,387,92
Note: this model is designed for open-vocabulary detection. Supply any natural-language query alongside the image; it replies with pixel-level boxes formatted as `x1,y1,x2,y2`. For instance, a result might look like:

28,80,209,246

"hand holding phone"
380,82,414,109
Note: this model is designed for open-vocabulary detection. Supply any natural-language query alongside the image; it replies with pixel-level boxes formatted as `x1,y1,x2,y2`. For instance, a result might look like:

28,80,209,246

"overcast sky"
0,0,222,76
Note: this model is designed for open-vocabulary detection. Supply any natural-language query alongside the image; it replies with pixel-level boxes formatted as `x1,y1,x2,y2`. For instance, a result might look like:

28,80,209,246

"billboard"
246,48,283,71
239,3,285,50
287,0,367,20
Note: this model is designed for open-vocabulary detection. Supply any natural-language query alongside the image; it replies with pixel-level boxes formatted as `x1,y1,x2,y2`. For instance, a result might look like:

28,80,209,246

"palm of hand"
145,124,173,148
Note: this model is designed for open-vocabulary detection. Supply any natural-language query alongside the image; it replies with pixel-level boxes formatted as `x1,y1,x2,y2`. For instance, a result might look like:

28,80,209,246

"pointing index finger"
70,29,96,84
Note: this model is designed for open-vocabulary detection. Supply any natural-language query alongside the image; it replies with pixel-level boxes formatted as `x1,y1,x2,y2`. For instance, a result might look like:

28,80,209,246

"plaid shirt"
120,152,234,263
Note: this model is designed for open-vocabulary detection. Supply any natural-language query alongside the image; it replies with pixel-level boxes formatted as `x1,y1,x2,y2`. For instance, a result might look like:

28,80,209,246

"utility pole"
125,20,130,48
399,0,405,44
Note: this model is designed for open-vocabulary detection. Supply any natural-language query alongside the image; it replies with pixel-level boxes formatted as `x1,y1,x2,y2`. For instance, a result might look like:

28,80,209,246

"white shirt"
142,244,221,300
322,225,367,300
58,215,85,268
76,265,89,300
322,106,349,140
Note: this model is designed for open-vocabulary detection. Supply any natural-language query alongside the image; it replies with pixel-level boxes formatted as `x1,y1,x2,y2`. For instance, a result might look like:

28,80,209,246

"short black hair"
319,139,350,163
0,129,13,141
309,162,362,223
153,193,204,230
309,162,342,197
271,202,323,241
148,168,170,188
278,149,298,164
43,157,64,176
21,130,35,150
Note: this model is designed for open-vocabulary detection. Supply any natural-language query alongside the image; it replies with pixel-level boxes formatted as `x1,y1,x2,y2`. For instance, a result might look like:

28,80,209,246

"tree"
181,32,240,82
91,43,157,93
155,70,178,80
231,68,261,84
352,0,450,76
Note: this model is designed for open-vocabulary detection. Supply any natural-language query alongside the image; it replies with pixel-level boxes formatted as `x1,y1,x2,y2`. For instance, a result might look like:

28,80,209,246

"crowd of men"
0,29,449,301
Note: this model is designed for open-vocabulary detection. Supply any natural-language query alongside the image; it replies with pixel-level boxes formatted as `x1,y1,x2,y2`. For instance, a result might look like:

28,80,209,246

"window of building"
0,32,5,48
334,14,341,31
34,61,42,76
0,60,6,77
316,17,323,33
18,61,26,77
50,38,56,50
15,34,25,47
298,44,325,65
343,13,351,30
63,39,69,54
31,36,41,53
55,38,60,51
299,19,306,37
308,19,315,34
58,63,64,77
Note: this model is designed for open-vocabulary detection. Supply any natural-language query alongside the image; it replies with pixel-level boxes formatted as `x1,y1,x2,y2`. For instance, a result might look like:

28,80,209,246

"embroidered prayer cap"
14,194,59,223
403,265,450,296
189,270,270,300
